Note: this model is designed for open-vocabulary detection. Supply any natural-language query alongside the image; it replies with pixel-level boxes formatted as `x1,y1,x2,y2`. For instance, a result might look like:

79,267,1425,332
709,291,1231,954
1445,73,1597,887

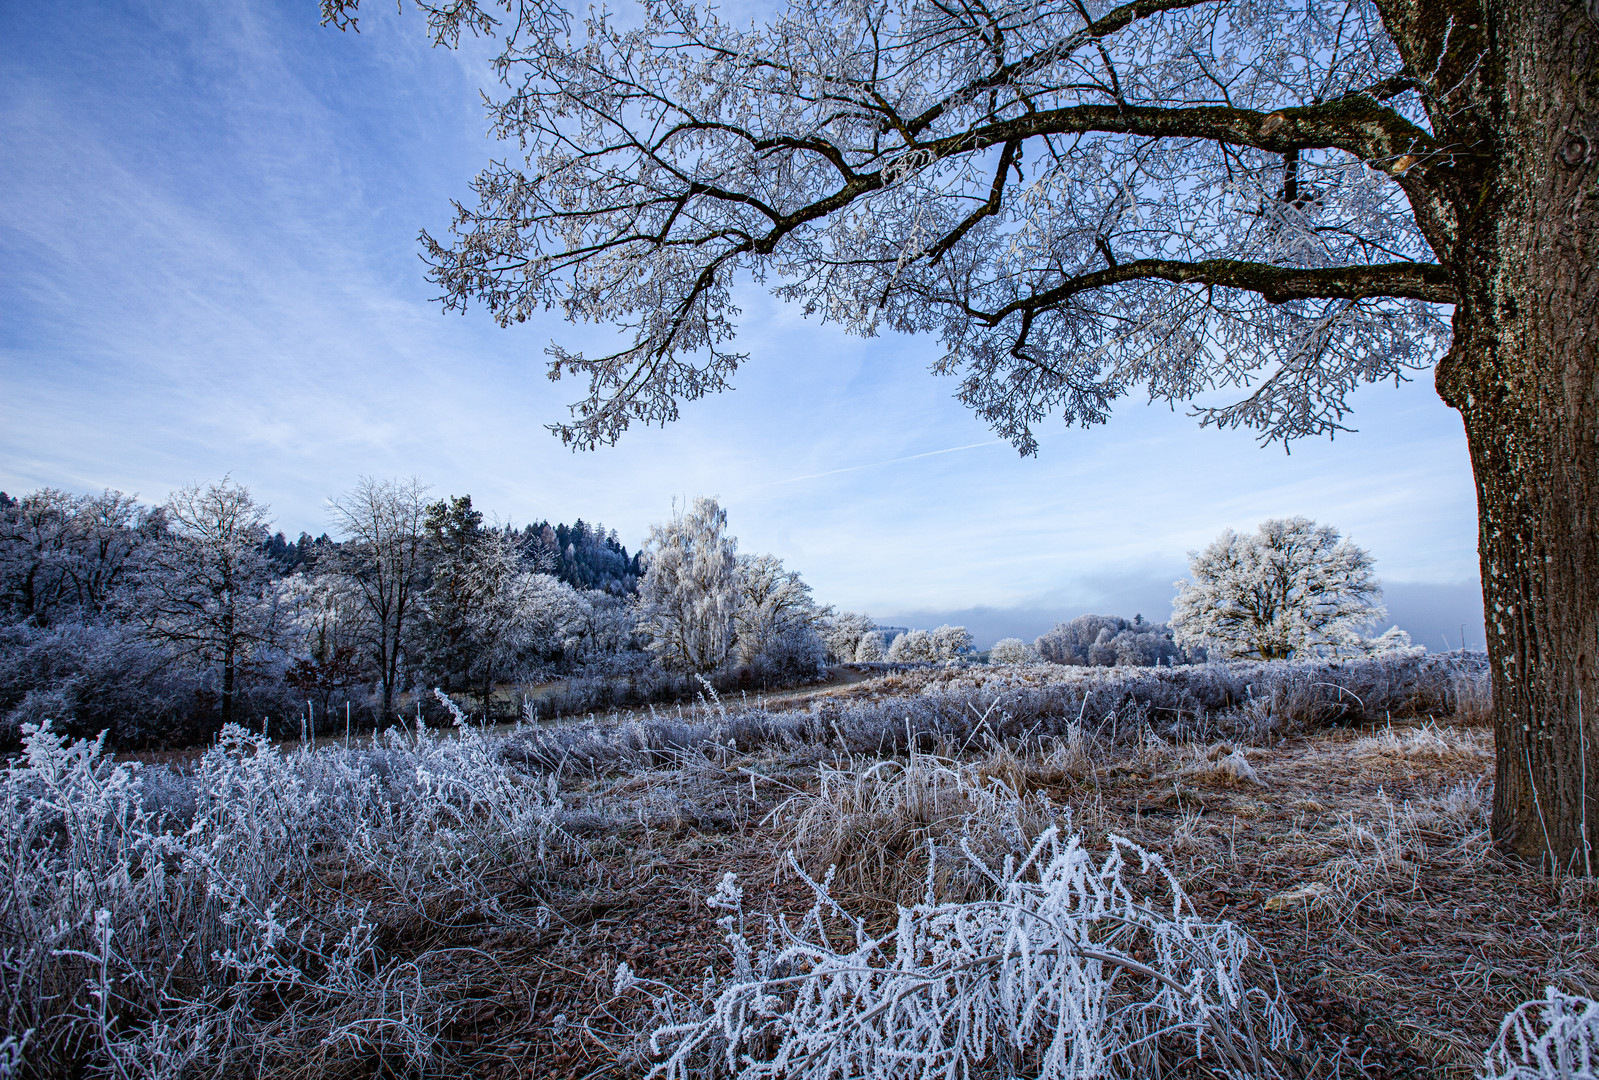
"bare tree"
134,478,283,728
62,490,151,618
328,477,431,723
335,0,1599,868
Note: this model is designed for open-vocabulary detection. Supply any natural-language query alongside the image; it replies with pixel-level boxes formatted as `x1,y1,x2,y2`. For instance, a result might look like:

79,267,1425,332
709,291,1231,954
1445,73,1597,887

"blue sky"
1,0,1485,649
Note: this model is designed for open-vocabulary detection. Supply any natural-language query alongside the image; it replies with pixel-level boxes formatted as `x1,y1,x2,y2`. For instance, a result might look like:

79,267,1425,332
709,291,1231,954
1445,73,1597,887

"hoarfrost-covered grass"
1175,744,1269,788
1484,988,1599,1079
779,747,1073,909
0,713,573,1078
6,650,1588,1079
625,830,1299,1080
503,650,1489,776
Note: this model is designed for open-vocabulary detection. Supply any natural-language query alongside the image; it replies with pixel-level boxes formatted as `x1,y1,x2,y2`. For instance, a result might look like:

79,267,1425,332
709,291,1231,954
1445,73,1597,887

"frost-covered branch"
329,0,1459,450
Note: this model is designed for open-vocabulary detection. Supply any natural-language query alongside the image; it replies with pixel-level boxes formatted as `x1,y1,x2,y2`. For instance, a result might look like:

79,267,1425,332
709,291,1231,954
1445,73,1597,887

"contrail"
765,439,1006,486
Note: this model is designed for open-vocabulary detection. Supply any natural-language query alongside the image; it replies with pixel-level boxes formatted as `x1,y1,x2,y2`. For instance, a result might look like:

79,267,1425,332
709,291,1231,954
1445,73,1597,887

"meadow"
4,651,1596,1079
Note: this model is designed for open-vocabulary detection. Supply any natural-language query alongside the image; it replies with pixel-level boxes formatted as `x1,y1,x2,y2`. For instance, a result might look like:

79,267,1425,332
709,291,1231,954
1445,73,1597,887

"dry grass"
776,746,1070,910
15,653,1589,1080
533,661,1576,1080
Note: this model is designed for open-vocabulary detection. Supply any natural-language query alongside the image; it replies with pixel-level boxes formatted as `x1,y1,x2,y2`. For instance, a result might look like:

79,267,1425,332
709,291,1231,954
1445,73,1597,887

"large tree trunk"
1436,0,1599,870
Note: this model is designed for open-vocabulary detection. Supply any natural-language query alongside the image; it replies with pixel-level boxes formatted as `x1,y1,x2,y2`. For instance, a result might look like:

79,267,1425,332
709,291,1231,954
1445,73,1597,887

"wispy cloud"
760,440,1008,487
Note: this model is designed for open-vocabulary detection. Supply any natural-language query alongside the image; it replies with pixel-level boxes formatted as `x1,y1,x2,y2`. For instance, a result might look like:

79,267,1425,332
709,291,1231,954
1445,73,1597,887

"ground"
312,663,1592,1080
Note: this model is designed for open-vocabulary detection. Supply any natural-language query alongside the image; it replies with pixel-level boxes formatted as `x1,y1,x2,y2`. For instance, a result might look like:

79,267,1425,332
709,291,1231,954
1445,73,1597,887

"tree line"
4,482,959,748
0,479,719,747
1,480,1410,749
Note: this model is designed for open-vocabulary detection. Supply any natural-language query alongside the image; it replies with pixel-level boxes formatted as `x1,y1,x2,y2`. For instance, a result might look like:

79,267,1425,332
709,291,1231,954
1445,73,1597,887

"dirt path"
118,666,891,766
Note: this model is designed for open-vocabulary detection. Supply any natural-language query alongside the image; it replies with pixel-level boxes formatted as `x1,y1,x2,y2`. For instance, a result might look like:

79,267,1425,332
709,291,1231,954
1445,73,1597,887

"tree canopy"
328,0,1457,452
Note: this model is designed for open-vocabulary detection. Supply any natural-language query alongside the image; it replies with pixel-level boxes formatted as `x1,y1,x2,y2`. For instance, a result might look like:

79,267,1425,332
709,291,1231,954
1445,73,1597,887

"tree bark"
1435,0,1599,870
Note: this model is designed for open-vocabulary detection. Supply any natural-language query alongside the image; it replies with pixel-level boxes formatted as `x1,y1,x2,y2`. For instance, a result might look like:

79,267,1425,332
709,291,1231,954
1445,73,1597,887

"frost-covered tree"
417,494,488,696
988,636,1041,664
133,479,286,728
888,624,972,662
280,571,368,722
459,535,560,707
734,553,829,675
0,489,153,626
417,497,577,712
61,490,152,618
327,477,431,723
569,588,640,662
886,628,934,662
335,0,1599,865
820,610,876,665
1171,518,1384,661
491,567,590,666
853,632,887,662
0,490,79,626
636,497,742,672
931,624,976,660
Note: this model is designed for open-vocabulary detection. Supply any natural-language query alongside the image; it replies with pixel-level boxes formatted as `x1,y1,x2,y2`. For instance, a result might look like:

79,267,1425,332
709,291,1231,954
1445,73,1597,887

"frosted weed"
624,828,1300,1080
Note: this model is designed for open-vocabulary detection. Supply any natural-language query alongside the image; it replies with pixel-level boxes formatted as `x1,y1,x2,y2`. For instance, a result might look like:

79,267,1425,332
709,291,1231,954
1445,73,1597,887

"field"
5,651,1596,1079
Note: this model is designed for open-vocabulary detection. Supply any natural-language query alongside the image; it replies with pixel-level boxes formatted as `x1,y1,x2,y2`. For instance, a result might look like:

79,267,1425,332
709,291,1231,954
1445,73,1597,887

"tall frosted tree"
333,0,1599,866
1171,518,1384,661
636,497,743,673
328,477,431,723
134,479,283,729
418,494,487,698
821,610,878,664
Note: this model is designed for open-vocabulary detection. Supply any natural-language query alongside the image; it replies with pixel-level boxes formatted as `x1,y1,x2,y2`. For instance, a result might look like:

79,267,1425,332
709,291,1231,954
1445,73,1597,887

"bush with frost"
989,637,1041,665
623,829,1297,1079
0,714,569,1077
1034,614,1195,668
1484,987,1599,1079
0,622,203,747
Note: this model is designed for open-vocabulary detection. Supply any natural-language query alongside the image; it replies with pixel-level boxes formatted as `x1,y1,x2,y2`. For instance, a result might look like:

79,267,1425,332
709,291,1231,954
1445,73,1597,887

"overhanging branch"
970,258,1455,321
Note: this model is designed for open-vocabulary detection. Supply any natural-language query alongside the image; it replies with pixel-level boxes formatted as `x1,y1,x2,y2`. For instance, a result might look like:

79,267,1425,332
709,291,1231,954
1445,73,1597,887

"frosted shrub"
989,637,1041,665
631,829,1297,1079
1484,988,1599,1079
887,625,972,663
0,718,569,1077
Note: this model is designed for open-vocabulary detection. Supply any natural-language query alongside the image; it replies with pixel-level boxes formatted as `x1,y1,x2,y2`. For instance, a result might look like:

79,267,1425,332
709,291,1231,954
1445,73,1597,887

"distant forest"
260,518,643,596
0,481,672,749
0,480,1210,751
